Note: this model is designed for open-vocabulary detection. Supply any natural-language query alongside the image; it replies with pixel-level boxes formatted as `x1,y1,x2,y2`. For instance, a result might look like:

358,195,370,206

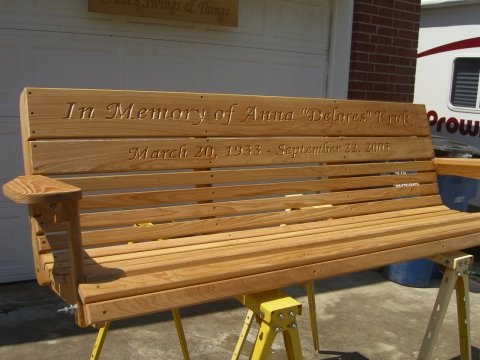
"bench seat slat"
83,213,480,281
78,209,480,305
81,232,480,325
30,137,434,174
41,205,454,267
58,161,436,191
46,207,475,279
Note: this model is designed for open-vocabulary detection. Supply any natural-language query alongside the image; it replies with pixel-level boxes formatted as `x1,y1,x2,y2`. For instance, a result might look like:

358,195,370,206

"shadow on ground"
320,349,370,359
449,346,480,359
0,270,388,346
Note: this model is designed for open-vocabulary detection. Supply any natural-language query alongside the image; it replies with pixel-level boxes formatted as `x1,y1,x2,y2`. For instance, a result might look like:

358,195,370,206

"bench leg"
172,309,191,360
90,321,110,360
305,281,319,352
418,251,473,360
235,290,303,360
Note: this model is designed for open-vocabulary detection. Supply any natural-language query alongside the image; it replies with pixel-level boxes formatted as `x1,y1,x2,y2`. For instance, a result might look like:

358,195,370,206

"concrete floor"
1,269,480,360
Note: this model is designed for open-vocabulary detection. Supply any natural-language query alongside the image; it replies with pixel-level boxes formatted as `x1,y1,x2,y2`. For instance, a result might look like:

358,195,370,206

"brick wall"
348,0,421,102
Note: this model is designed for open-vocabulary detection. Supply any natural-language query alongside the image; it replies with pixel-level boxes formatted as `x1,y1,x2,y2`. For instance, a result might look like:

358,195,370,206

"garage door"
0,0,352,282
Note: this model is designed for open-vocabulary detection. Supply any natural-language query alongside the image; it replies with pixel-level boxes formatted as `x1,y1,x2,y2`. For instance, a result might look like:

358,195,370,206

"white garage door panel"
33,47,113,88
270,59,327,97
266,0,331,52
0,120,33,283
123,46,198,92
0,207,31,284
0,120,23,185
0,44,24,116
0,210,32,283
201,50,264,94
0,0,353,282
27,32,329,97
1,1,330,55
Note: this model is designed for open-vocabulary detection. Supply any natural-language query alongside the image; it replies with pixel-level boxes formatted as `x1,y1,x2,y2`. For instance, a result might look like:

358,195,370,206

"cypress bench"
4,88,480,351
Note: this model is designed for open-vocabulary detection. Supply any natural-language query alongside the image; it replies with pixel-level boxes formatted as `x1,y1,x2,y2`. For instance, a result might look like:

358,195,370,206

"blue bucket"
437,175,479,211
383,259,435,287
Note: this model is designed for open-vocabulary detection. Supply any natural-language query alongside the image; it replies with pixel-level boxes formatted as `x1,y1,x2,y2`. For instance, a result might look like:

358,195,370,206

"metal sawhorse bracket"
418,251,473,360
233,289,304,360
232,282,319,360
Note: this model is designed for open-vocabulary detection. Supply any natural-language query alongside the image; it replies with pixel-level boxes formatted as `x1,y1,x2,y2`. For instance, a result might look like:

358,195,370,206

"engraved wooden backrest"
20,88,439,255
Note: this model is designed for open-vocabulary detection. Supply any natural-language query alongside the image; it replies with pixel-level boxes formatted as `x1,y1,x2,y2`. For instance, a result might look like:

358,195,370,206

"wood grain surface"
3,175,81,204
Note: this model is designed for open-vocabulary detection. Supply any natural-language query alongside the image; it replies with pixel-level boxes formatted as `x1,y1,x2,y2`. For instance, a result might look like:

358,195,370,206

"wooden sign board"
23,88,431,140
88,0,239,27
31,137,434,174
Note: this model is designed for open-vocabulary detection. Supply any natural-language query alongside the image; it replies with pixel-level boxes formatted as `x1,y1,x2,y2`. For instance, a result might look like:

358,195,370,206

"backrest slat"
24,88,430,139
57,161,435,191
82,184,439,228
30,137,433,174
35,184,438,232
76,172,438,210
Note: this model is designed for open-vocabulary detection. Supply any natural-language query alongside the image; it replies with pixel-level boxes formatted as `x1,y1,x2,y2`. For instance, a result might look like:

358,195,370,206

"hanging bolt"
58,304,76,315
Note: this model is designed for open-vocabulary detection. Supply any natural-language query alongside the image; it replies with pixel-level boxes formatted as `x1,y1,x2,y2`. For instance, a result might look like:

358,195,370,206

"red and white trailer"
415,0,480,210
415,0,480,153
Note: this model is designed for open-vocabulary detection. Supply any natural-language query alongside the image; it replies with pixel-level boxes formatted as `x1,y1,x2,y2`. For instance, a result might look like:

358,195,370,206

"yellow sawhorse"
232,283,318,360
88,250,473,359
233,290,304,360
88,222,193,360
89,308,190,360
90,289,309,360
418,251,473,360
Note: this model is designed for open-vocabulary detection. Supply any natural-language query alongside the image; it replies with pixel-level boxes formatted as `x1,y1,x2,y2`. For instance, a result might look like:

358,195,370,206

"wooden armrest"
3,175,82,204
434,158,480,179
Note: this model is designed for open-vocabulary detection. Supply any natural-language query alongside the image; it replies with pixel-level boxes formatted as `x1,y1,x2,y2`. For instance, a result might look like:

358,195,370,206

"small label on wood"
88,0,239,27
